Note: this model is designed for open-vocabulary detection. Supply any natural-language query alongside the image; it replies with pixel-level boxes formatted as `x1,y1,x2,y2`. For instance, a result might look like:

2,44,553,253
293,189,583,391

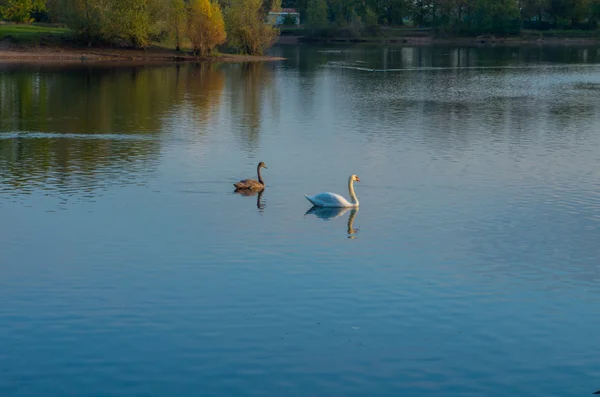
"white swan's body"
305,192,355,207
305,175,360,208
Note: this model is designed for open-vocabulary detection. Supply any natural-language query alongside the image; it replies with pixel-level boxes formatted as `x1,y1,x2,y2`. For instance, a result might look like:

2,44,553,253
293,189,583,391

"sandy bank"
0,44,285,64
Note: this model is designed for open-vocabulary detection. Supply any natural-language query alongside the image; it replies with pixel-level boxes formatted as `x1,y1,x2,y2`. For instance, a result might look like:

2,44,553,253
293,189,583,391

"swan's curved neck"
348,177,358,205
257,165,264,185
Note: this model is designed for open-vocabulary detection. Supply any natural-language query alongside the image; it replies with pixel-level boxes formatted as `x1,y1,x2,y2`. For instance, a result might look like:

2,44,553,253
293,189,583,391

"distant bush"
224,0,279,55
41,0,279,52
540,29,598,38
282,13,296,26
0,0,45,22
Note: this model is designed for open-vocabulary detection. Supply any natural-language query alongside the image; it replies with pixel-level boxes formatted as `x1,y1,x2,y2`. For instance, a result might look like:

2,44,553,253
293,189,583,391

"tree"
54,0,171,47
470,0,520,35
106,0,153,47
569,0,591,26
327,0,364,25
520,0,549,28
187,0,226,56
590,0,600,27
412,0,429,26
305,0,328,29
104,0,172,48
54,0,107,45
224,0,279,55
365,6,378,26
262,0,281,15
373,0,410,25
0,0,45,22
168,0,187,51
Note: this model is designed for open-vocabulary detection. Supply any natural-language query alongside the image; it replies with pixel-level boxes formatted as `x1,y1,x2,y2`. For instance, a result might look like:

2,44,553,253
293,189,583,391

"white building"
267,8,300,25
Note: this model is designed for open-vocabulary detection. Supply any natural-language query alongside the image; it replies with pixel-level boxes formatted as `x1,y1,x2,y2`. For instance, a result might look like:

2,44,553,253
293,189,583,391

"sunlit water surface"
1,44,600,397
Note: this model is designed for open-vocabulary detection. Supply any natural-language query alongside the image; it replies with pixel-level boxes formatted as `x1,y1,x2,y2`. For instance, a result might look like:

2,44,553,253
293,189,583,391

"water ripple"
2,48,600,397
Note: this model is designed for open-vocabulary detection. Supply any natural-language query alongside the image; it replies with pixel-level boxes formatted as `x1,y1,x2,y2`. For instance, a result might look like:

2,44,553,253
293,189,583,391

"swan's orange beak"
356,177,361,182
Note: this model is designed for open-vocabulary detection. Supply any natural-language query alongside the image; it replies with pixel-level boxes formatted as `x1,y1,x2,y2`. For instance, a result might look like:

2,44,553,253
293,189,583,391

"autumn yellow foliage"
51,0,279,53
187,0,226,56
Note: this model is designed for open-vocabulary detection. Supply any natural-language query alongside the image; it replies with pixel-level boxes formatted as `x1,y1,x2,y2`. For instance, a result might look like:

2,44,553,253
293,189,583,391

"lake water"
2,44,600,396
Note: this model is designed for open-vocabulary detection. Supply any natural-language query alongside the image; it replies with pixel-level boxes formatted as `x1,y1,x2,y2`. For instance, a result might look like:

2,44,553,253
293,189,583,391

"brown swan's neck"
257,165,264,185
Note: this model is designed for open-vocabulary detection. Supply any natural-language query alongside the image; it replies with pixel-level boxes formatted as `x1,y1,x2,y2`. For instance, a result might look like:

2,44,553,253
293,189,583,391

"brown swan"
234,162,267,191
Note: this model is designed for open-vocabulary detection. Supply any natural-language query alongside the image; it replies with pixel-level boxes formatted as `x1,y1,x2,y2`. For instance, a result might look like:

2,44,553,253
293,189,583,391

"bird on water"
234,162,268,191
305,174,361,208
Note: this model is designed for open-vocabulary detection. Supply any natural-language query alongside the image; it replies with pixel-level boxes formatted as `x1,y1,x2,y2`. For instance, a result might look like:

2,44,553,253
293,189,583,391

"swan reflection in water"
234,188,265,212
305,206,359,238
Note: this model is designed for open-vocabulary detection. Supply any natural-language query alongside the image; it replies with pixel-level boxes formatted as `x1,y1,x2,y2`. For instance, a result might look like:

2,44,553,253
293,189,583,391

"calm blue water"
1,44,600,396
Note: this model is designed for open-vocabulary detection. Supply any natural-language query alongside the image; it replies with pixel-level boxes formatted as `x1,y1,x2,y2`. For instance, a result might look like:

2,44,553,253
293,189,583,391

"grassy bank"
0,23,71,45
0,23,284,63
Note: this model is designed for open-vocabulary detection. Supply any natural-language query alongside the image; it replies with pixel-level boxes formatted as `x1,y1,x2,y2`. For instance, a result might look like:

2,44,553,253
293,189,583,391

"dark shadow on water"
305,206,359,238
234,188,265,212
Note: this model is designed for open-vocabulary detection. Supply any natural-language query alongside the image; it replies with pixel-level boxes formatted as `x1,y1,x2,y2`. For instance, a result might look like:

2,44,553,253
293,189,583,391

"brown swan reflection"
234,188,265,212
305,206,359,238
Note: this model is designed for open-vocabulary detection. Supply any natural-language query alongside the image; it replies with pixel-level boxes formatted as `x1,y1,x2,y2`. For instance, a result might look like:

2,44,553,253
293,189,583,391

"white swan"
305,175,361,208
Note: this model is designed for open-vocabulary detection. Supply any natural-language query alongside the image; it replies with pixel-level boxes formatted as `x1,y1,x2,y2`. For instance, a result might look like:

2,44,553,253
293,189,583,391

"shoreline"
0,33,598,64
277,35,600,46
0,44,285,64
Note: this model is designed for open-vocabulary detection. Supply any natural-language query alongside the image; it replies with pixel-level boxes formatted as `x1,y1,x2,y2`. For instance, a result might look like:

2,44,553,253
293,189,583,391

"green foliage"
470,0,521,35
282,12,297,25
53,0,171,47
286,0,600,36
53,0,104,44
305,0,327,29
365,7,378,26
0,0,45,22
168,0,186,50
224,0,279,55
363,6,380,35
107,0,171,47
105,0,152,47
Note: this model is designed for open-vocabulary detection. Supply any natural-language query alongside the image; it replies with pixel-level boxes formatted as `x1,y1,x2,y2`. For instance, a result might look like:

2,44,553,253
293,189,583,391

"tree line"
0,0,280,54
292,0,600,35
3,0,600,45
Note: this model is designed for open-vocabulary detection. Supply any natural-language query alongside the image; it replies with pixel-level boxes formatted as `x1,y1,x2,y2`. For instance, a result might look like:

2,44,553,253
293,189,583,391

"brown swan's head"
258,162,267,169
